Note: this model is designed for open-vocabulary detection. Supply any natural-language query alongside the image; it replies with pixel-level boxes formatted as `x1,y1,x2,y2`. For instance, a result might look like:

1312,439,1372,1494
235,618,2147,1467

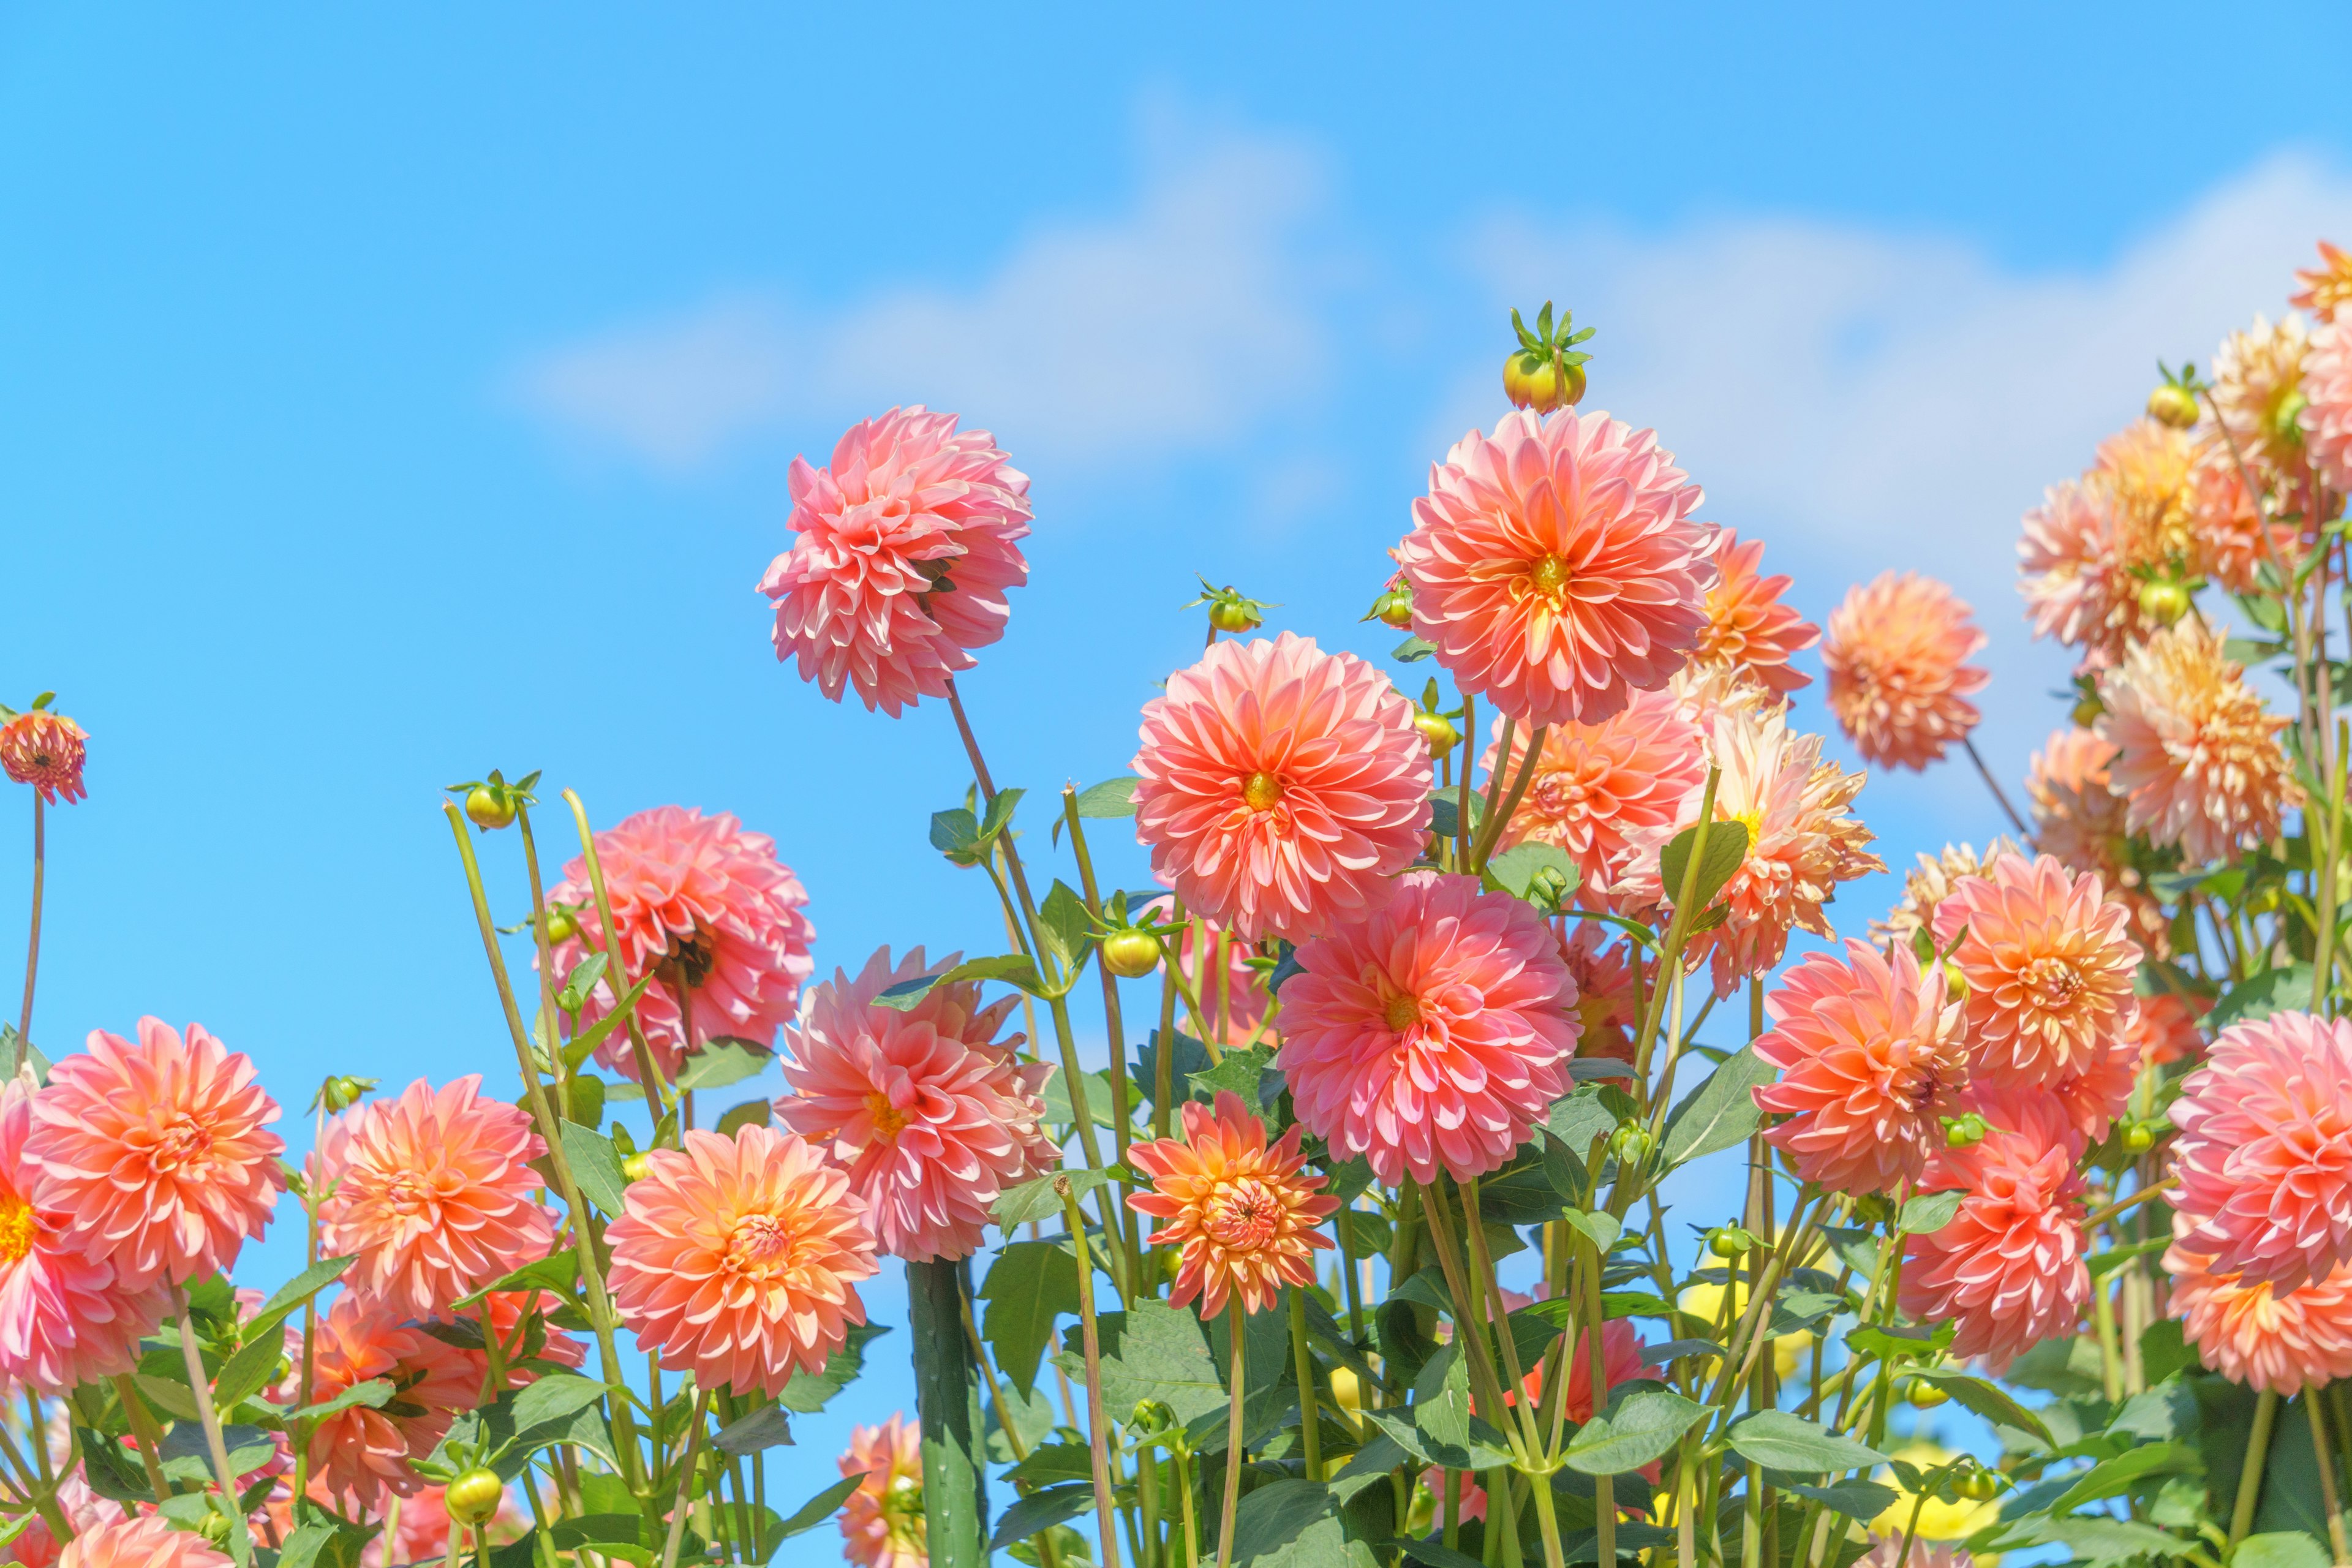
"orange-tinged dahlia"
2165,1246,2352,1395
55,1517,229,1568
26,1017,284,1290
1866,838,2018,951
1131,631,1430,943
839,1413,926,1568
2304,316,2352,498
0,709,87,805
1126,1090,1338,1317
2024,727,2167,958
314,1076,555,1321
607,1124,878,1395
1690,528,1818,697
1554,920,1638,1064
2294,240,2352,321
1899,1086,2089,1372
1753,940,1967,1196
2187,444,2297,594
777,946,1054,1263
2049,1031,2140,1144
1481,690,1705,907
1933,852,2141,1090
2096,620,2297,866
303,1293,482,1517
2170,1011,2352,1293
2018,479,2143,669
1822,572,1987,771
2123,988,2205,1069
2092,419,2198,576
1278,873,1577,1186
2208,313,2310,472
1399,407,1718,728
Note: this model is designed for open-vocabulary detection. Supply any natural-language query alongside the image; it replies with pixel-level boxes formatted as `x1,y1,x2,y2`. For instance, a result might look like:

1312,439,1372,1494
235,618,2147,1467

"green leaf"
559,1121,631,1217
1659,819,1749,911
713,1402,794,1457
780,1323,891,1415
929,807,980,854
2210,962,2316,1031
1905,1366,2051,1447
1074,777,1140,818
674,1038,772,1091
2108,1377,2199,1443
2046,1441,2201,1513
215,1255,356,1408
1559,1208,1621,1256
1540,1084,1616,1168
1487,842,1581,907
556,952,609,1014
453,1251,581,1311
1899,1190,1964,1234
1564,1387,1708,1476
507,1371,607,1434
1189,1042,1280,1112
75,1427,154,1504
2141,1319,2200,1385
1227,1479,1377,1568
287,1377,396,1422
1780,1479,1898,1519
1659,1046,1776,1168
1393,635,1437,662
1037,879,1096,976
979,786,1025,843
1370,1352,1511,1472
562,973,656,1071
1041,1067,1118,1129
876,954,1043,1012
1063,1300,1226,1425
978,1240,1080,1397
2013,1515,2185,1566
1005,1441,1097,1488
714,1098,770,1137
2087,1235,2168,1278
249,1256,358,1338
1724,1411,1887,1474
995,1168,1109,1231
132,1373,203,1423
990,1484,1097,1550
776,1474,866,1543
2234,1535,2331,1568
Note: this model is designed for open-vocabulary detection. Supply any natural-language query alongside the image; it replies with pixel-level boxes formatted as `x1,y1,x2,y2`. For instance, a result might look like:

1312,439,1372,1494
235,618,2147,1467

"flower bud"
2122,1121,2155,1155
2137,578,2191,625
622,1152,653,1184
543,904,578,944
2271,389,2310,447
466,785,517,831
1209,598,1260,634
1904,1379,1950,1409
1707,1226,1759,1259
1952,1468,2003,1502
1608,1122,1652,1166
321,1076,377,1114
1372,586,1414,630
2146,382,2199,429
1101,929,1163,980
1413,710,1460,757
446,1467,507,1526
1943,1112,1988,1150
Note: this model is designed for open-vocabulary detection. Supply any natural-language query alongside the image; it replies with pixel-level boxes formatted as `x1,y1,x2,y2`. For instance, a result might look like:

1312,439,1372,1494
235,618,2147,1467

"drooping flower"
1689,528,1818,696
1822,572,1988,771
1866,838,2018,952
1934,851,2141,1090
2097,620,2297,866
314,1076,556,1321
758,405,1031,717
26,1017,284,1290
1899,1086,2090,1372
545,805,815,1082
1752,940,1967,1196
1131,632,1430,943
2018,479,2143,669
0,1082,168,1392
777,946,1054,1263
1482,691,1706,907
2169,1010,2352,1293
2303,316,2352,499
1126,1091,1338,1318
1278,873,1577,1186
1398,407,1717,728
2165,1246,2352,1395
303,1293,482,1517
607,1125,878,1395
2294,240,2352,321
839,1414,927,1568
2207,313,2310,472
0,709,87,805
55,1517,230,1568
1555,921,1639,1064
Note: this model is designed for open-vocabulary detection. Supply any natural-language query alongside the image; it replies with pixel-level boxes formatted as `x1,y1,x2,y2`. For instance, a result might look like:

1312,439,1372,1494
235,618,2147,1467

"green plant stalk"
1468,725,1548,874
908,1258,990,1568
658,1390,712,1568
1060,1182,1126,1568
1286,1287,1324,1480
1153,897,1183,1142
2319,717,2350,1017
1583,1226,1616,1568
13,793,40,1068
1335,1206,1368,1351
514,807,574,1122
1215,1308,1246,1568
1415,1181,1525,1464
1061,791,1145,1269
2231,1388,2280,1547
289,1101,325,1514
174,1294,254,1567
1522,1466,1570,1568
556,791,673,1109
2309,1384,2351,1567
1442,1466,1461,1552
1632,768,1721,1088
110,1374,170,1504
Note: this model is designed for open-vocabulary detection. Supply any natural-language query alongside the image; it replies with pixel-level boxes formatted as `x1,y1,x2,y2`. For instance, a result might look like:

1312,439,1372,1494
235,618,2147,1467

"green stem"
2230,1388,2280,1548
658,1390,711,1568
1468,724,1548,874
175,1294,254,1567
1287,1287,1323,1480
2310,1386,2351,1567
556,791,673,1109
13,793,40,1066
111,1375,171,1506
1218,1309,1245,1568
1061,1182,1125,1568
1584,1226,1615,1568
909,1259,990,1568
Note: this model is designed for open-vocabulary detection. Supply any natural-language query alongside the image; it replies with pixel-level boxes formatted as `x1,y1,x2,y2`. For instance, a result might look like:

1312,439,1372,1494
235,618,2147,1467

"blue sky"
4,3,2352,1558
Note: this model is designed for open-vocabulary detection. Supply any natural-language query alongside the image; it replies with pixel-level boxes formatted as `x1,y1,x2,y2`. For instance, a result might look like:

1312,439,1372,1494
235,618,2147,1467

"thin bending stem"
176,1292,255,1566
1961,736,2029,835
14,794,40,1065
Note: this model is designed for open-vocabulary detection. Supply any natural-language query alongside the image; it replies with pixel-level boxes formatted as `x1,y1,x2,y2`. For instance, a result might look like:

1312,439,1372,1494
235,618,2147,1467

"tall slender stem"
658,1390,712,1568
1060,1180,1125,1568
1961,737,2028,835
2312,1387,2351,1567
111,1375,170,1505
2230,1388,2280,1548
1218,1308,1245,1568
175,1292,254,1567
14,794,42,1069
1287,1287,1323,1480
557,791,672,1109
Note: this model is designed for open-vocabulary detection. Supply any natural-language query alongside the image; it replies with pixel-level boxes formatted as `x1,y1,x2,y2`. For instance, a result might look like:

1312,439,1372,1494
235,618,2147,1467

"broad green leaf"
2014,1515,2185,1566
1659,1046,1776,1168
876,954,1042,1012
2141,1319,2200,1385
714,1098,770,1137
1394,635,1437,662
287,1377,395,1422
1189,1042,1280,1112
990,1485,1098,1551
675,1038,772,1091
2108,1377,2198,1443
929,807,980,854
994,1167,1109,1231
1061,1301,1226,1425
133,1374,203,1423
556,952,609,1014
1659,818,1749,911
1564,1387,1707,1476
1906,1366,2051,1446
2233,1536,2331,1568
454,1251,581,1310
508,1371,607,1433
559,1121,630,1217
1724,1410,1887,1474
1487,842,1580,909
561,973,656,1071
1541,1084,1616,1159
2210,963,2315,1031
1074,777,1139,818
978,786,1025,845
159,1422,276,1485
1780,1479,1898,1519
978,1240,1080,1396
75,1428,154,1504
1037,880,1096,974
776,1476,866,1543
2046,1442,2200,1513
1899,1190,1964,1234
2087,1235,2168,1278
1004,1441,1096,1488
1227,1479,1378,1568
1559,1208,1621,1256
713,1402,794,1456
780,1322,891,1415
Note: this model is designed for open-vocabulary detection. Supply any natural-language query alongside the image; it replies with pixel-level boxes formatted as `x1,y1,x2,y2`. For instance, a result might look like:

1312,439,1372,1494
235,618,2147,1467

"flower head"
2123,988,2205,1069
777,946,1054,1263
2024,727,2168,957
55,1518,229,1568
1131,632,1429,943
2208,313,2310,472
2303,316,2352,499
546,806,815,1082
2018,479,2143,669
1689,528,1818,696
303,1293,482,1517
2097,620,2297,865
1480,691,1705,906
2049,1031,2140,1144
2187,445,2296,594
1398,407,1717,728
26,1018,284,1289
0,709,86,805
1934,852,2141,1090
2094,419,2198,578
2165,1245,2352,1395
1866,838,2018,952
1126,1091,1338,1318
1555,921,1639,1064
2294,241,2352,321
1278,873,1576,1186
839,1414,927,1568
1822,573,1987,770
608,1125,878,1395
758,405,1031,716
2169,1010,2352,1292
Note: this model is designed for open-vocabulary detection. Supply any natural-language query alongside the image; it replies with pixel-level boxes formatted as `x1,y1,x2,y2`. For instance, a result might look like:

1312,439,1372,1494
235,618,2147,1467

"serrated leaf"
1659,1046,1775,1168
1564,1387,1707,1476
1724,1410,1887,1474
1189,1042,1278,1112
978,1240,1080,1397
1899,1190,1964,1234
1659,819,1749,912
1060,1301,1226,1425
559,1121,630,1217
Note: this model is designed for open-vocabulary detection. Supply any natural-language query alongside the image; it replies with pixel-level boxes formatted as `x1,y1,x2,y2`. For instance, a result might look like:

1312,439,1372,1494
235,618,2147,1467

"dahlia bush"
3,256,2352,1568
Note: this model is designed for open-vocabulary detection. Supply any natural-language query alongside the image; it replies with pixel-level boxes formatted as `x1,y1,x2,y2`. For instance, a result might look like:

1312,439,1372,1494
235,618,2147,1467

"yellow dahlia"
2096,622,2297,865
2207,313,2311,473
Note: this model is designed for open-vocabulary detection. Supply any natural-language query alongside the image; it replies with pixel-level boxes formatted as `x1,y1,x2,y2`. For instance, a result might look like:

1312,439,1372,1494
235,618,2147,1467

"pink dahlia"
1398,407,1717,728
758,405,1031,716
1131,632,1429,943
1822,573,1988,771
7,1472,107,1568
2096,621,2297,866
2049,1031,2140,1144
607,1125,878,1395
839,1414,927,1568
55,1518,228,1568
1752,940,1967,1196
303,1294,481,1517
2169,1010,2352,1292
2165,1245,2352,1395
1690,528,1818,697
546,805,815,1082
2187,446,2297,594
0,709,87,806
2018,480,2142,669
777,946,1054,1263
1127,1091,1338,1318
1555,921,1639,1064
1278,872,1576,1186
2294,240,2352,321
314,1076,555,1321
2024,727,2167,959
1480,690,1706,906
26,1017,284,1290
1934,852,2141,1090
1899,1087,2090,1373
2303,317,2352,497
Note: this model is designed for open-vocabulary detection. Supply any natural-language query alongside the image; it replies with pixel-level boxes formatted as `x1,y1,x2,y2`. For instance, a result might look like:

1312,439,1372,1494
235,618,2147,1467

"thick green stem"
111,1375,171,1505
176,1295,254,1567
2231,1388,2281,1547
2310,1386,2351,1567
1218,1309,1245,1568
909,1259,990,1568
658,1390,711,1568
1287,1287,1324,1480
556,791,672,1108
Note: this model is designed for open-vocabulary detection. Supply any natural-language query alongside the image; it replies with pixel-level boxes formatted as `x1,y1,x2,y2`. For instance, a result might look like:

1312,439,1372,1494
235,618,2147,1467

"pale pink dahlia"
1899,1086,2090,1373
2096,621,2297,866
55,1518,228,1568
2024,727,2167,958
1866,838,2019,952
2169,1011,2352,1293
2165,1245,2352,1395
2294,240,2352,322
758,405,1031,717
1822,573,1988,771
1752,940,1967,1196
26,1018,284,1290
2187,445,2296,594
2302,317,2352,497
1278,873,1576,1186
546,805,815,1081
1934,852,2141,1090
2207,314,2310,473
1399,407,1717,728
303,1294,481,1517
2018,480,2143,669
2049,1031,2141,1144
607,1125,878,1395
7,1472,107,1568
1131,632,1430,943
839,1413,927,1568
777,946,1054,1264
1127,1091,1338,1317
1481,690,1705,906
1690,528,1818,697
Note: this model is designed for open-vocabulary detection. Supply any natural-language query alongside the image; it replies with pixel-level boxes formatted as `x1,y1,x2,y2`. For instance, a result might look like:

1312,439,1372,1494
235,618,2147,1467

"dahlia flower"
1899,1086,2090,1372
1752,940,1967,1196
1669,658,1779,731
1277,873,1577,1186
1398,407,1717,728
55,1518,228,1568
1131,632,1430,943
839,1414,926,1568
2024,727,2168,957
26,1017,284,1289
2208,313,2310,472
2169,1010,2352,1292
1934,851,2141,1090
0,710,86,805
607,1125,878,1395
314,1076,555,1320
1822,573,1987,771
6,1472,106,1568
2304,317,2352,498
303,1294,481,1517
1866,838,2018,952
1127,1091,1338,1317
2165,1245,2352,1395
2049,1031,2140,1144
2294,240,2352,321
2123,988,2205,1069
758,405,1031,716
546,805,815,1081
1555,920,1639,1064
1860,1536,1975,1568
1481,691,1705,905
2093,419,2198,576
2096,620,2297,866
777,946,1054,1263
2188,446,2296,594
1689,528,1817,696
2018,480,2141,668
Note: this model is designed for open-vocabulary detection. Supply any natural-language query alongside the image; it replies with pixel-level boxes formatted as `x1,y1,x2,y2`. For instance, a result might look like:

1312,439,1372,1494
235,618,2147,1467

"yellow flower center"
1242,771,1284,812
0,1197,34,1265
865,1090,910,1140
1204,1179,1282,1253
1382,993,1422,1032
725,1212,796,1276
2023,956,2082,1010
1529,554,1571,598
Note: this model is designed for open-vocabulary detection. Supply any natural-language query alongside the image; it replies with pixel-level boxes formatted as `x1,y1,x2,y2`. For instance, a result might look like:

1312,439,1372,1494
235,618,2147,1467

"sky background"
4,4,2352,1560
